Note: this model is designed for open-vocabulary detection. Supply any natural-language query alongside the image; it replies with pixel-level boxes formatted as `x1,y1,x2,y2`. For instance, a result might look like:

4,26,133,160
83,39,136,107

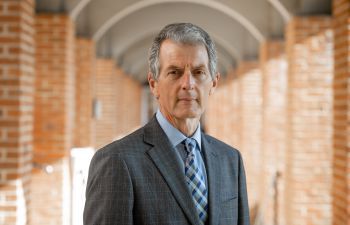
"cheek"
200,86,211,98
161,84,177,99
158,86,173,104
198,87,212,106
201,94,209,105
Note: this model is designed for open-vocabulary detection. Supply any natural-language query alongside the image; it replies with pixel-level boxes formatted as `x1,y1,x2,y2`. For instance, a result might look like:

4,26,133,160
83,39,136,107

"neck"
161,111,200,137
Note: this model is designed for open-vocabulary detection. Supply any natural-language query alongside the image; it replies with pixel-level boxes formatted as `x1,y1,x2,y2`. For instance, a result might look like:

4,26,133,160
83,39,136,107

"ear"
148,72,159,99
209,72,220,95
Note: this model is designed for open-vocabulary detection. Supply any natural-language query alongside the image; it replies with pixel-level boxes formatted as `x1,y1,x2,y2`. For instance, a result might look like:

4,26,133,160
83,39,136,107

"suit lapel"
201,134,221,225
144,117,202,225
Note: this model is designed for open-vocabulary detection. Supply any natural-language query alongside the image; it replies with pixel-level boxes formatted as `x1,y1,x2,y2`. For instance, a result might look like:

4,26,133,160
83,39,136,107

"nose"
181,70,195,90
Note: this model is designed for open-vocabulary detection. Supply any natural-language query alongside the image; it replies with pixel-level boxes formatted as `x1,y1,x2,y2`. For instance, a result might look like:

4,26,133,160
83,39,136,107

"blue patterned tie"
184,138,208,224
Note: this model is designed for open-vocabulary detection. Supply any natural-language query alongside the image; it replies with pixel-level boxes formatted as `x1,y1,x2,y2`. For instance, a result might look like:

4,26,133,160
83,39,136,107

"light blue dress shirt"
156,110,208,186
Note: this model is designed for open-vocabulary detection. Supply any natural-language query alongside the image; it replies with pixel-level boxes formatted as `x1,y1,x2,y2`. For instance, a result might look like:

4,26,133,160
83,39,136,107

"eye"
167,70,182,76
196,70,205,75
193,70,207,78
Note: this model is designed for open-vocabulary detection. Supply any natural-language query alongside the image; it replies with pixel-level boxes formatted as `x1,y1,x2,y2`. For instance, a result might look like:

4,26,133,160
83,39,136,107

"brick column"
114,68,124,138
95,59,117,148
95,63,142,149
205,84,221,137
236,61,262,220
122,74,141,133
207,63,262,221
206,71,237,147
115,68,142,139
32,15,75,225
230,70,242,150
75,38,96,148
332,0,350,224
0,0,34,224
260,41,287,225
285,17,333,225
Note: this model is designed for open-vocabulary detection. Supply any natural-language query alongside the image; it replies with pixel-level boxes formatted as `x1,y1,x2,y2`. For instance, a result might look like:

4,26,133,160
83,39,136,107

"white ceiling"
36,0,331,83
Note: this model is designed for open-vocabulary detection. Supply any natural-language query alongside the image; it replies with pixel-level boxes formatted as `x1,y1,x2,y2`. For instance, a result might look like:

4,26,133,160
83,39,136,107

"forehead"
159,39,209,68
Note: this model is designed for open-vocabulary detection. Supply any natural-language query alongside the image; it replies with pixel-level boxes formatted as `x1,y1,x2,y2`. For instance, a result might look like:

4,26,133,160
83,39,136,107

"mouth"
178,97,196,101
177,92,198,103
177,98,198,107
177,96,198,103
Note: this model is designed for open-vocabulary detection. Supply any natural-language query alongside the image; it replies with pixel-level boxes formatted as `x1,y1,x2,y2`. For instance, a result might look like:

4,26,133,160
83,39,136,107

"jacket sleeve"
237,151,251,225
83,151,134,225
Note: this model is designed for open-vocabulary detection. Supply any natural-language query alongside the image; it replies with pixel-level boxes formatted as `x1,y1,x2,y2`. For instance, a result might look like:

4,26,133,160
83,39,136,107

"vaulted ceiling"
36,0,331,84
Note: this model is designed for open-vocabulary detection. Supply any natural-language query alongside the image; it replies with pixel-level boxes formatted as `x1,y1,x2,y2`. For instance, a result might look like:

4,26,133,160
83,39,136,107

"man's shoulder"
95,125,148,157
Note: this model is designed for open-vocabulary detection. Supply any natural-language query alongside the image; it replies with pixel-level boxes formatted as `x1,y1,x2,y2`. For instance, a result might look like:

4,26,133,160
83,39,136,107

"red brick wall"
236,62,262,221
206,62,262,223
260,41,288,225
75,38,96,147
206,71,237,147
115,69,142,139
230,70,242,149
95,59,117,148
285,17,333,225
205,86,219,137
332,0,350,224
32,14,75,225
95,63,142,149
0,0,34,224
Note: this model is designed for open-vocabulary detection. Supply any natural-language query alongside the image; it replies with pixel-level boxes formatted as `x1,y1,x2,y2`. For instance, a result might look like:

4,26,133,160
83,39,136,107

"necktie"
184,138,208,224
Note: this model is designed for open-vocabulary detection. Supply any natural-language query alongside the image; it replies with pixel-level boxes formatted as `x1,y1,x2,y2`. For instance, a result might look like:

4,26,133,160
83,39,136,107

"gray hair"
148,23,217,80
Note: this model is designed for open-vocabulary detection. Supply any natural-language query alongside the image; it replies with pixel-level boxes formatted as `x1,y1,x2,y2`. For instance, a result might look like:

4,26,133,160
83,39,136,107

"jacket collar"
144,116,202,225
144,116,221,225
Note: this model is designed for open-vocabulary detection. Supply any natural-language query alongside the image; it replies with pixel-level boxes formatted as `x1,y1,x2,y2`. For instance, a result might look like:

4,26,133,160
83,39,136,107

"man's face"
148,39,219,122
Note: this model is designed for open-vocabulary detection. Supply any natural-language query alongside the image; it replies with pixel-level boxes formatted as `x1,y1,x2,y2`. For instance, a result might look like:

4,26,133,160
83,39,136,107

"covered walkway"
0,0,349,225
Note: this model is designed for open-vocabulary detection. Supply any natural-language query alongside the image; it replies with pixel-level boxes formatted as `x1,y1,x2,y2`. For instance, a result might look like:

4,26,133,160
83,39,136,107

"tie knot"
184,138,196,154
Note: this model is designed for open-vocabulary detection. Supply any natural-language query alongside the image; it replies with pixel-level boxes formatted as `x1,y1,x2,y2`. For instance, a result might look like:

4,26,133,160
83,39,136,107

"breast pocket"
220,196,238,225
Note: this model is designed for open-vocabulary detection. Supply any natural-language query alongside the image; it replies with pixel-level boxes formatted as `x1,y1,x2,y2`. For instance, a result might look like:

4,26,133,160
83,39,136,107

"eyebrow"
166,65,182,70
192,65,207,70
165,64,207,70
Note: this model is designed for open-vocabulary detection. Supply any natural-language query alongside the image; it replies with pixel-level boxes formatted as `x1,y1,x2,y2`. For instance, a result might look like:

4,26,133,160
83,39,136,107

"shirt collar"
156,110,202,150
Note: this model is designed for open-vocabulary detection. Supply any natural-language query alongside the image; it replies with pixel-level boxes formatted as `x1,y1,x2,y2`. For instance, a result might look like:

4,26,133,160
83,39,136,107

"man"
83,23,250,225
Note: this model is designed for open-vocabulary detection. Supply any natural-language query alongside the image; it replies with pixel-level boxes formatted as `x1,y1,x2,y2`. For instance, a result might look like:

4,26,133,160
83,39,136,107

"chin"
176,110,201,119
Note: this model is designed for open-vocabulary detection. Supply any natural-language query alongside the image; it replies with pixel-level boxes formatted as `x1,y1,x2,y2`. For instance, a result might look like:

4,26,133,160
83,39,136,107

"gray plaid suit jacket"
83,116,250,225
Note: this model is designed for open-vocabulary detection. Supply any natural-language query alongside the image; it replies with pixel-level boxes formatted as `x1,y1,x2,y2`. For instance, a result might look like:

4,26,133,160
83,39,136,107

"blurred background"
0,0,349,224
